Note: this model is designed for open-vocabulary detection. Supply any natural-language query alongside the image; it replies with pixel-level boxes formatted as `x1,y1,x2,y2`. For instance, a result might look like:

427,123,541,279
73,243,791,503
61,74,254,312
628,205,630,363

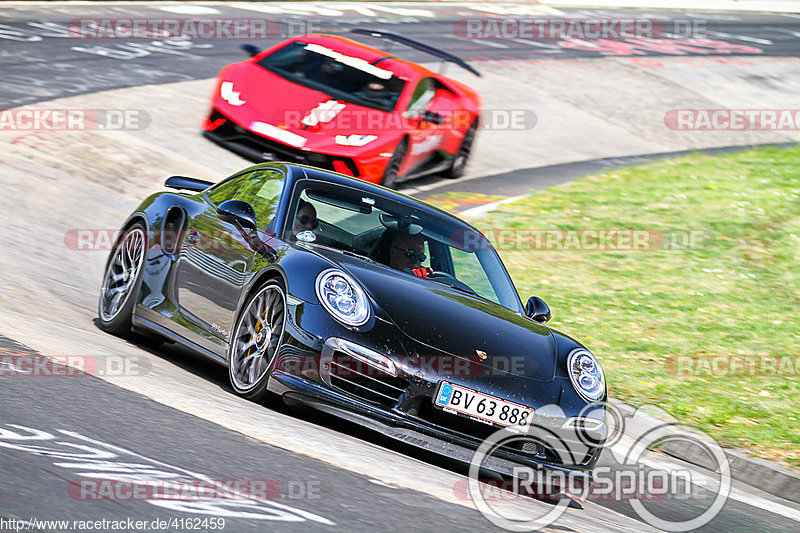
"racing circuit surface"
1,2,800,532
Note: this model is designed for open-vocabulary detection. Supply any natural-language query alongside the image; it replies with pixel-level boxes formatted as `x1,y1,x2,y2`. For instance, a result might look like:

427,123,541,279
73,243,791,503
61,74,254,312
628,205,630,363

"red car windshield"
257,41,406,113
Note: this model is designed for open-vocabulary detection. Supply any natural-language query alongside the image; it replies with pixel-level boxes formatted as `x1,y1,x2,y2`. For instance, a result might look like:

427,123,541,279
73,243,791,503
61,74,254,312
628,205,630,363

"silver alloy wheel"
99,227,145,322
230,283,286,392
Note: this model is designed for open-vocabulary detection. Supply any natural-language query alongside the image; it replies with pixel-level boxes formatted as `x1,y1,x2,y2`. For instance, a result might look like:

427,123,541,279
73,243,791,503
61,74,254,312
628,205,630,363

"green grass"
470,146,800,468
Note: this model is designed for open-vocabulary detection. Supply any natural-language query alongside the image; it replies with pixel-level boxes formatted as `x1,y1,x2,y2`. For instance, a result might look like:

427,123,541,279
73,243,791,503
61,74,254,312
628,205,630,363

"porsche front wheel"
98,223,146,337
228,280,286,403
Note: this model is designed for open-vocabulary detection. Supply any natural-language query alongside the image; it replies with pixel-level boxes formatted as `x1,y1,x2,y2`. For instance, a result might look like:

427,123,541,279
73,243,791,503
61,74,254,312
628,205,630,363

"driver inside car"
388,232,433,278
291,199,319,240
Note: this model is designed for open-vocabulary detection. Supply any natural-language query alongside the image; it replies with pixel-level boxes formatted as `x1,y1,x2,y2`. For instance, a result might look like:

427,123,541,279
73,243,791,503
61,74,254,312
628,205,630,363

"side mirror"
241,44,261,57
525,296,551,324
421,110,444,125
217,200,258,231
403,110,423,127
241,44,260,58
242,44,261,57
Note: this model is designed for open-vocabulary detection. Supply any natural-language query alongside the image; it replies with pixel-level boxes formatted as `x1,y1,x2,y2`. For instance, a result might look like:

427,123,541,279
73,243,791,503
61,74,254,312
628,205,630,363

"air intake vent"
329,351,408,408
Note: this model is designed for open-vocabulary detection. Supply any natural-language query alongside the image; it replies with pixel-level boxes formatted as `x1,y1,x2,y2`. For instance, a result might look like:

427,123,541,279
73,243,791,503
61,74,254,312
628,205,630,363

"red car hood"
217,64,400,151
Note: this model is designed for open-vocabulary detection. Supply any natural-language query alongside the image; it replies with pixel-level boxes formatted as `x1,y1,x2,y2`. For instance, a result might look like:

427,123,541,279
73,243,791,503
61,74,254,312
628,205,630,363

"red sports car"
203,30,481,187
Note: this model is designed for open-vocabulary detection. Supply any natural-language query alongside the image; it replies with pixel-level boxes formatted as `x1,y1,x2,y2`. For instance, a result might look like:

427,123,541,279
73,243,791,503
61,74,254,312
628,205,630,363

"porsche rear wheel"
444,121,477,179
228,280,286,403
381,138,407,188
98,223,146,337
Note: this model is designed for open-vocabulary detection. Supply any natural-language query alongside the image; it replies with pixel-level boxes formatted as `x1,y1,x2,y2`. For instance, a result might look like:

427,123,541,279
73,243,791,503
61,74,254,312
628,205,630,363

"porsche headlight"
335,134,377,147
567,348,605,402
315,269,370,326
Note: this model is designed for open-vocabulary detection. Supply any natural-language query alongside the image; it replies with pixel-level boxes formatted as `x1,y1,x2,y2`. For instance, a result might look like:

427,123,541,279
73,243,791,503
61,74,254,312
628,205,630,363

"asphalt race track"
2,3,800,109
1,2,800,532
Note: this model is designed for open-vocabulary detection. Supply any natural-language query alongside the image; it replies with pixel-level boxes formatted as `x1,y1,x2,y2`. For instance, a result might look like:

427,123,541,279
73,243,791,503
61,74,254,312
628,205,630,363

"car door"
176,168,286,339
403,77,445,171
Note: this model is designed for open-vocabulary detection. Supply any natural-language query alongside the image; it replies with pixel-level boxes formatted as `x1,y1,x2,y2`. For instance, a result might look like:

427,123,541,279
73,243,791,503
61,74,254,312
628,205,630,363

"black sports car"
98,163,607,478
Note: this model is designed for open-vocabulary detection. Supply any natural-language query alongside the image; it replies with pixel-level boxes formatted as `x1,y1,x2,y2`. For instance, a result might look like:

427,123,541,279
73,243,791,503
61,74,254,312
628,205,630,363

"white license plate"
434,382,533,431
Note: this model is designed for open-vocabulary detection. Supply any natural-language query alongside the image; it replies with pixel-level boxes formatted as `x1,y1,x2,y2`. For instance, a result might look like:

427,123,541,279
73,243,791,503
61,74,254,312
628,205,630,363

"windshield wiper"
338,248,379,264
432,279,479,298
310,243,379,264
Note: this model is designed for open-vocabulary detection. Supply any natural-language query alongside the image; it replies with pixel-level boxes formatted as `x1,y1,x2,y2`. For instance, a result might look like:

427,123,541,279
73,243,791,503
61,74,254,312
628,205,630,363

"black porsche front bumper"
267,367,601,482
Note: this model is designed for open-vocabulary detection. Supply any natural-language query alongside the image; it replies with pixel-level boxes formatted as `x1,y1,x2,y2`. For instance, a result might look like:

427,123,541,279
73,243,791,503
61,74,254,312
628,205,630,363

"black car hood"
316,250,557,383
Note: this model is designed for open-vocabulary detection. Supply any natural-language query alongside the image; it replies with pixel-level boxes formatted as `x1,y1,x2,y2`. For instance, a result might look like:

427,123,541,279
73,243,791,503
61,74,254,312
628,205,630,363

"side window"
240,170,285,228
206,169,286,229
406,78,436,113
206,174,247,206
450,248,500,304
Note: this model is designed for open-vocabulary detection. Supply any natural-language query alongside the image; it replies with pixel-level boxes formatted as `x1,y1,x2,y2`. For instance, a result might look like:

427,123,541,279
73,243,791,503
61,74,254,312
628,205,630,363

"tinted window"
207,169,286,229
282,181,522,311
257,41,406,112
207,174,247,206
407,78,436,113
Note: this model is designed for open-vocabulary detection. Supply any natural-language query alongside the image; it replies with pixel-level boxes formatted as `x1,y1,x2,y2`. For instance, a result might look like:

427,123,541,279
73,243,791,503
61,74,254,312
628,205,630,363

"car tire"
443,120,477,179
228,279,286,404
381,138,408,188
97,222,147,337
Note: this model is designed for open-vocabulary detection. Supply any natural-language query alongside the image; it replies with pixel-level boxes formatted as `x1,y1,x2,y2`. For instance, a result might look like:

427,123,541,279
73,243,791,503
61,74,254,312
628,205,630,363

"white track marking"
58,429,337,525
230,2,434,18
472,40,510,50
765,26,800,37
464,4,564,16
512,38,564,52
703,30,773,45
610,439,800,524
158,6,220,16
444,34,509,49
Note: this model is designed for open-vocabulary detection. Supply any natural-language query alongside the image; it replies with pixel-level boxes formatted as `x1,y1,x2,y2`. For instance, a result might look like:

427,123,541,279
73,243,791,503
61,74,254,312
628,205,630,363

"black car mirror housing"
525,296,551,324
421,110,444,125
217,200,258,231
241,44,260,58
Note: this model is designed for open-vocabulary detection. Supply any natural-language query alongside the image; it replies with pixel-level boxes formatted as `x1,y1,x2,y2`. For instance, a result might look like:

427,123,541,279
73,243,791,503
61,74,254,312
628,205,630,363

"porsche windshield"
284,181,523,312
257,41,406,112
